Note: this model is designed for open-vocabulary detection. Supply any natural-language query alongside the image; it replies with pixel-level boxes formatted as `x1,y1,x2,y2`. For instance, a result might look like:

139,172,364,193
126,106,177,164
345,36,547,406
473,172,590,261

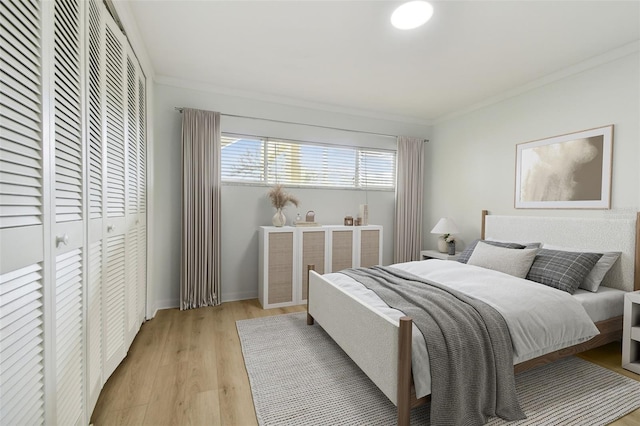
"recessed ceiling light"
391,1,434,30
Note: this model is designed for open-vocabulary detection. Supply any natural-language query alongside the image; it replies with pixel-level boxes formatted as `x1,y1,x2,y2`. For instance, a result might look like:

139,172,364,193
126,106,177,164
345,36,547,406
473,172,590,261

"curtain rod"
174,107,428,142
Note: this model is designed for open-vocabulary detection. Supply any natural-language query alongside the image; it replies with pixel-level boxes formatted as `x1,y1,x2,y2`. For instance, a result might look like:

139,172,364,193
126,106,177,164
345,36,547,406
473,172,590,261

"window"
221,136,264,182
221,134,396,190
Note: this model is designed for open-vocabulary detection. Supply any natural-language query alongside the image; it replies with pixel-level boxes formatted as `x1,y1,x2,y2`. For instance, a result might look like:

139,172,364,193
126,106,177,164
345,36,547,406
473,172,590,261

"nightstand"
421,249,460,261
623,291,640,374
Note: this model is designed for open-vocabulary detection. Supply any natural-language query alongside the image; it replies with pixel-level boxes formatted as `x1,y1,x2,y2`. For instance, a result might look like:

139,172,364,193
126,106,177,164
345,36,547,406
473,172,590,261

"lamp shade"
430,217,459,235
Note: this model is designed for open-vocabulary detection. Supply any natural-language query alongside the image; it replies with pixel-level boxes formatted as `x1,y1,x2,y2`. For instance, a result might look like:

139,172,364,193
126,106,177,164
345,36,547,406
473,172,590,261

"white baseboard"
221,290,258,303
150,294,256,316
155,298,180,312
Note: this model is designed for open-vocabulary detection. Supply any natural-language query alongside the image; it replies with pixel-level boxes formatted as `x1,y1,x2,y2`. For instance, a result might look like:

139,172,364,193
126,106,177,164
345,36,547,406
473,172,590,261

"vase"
447,241,456,255
437,236,448,253
272,208,286,227
359,204,369,226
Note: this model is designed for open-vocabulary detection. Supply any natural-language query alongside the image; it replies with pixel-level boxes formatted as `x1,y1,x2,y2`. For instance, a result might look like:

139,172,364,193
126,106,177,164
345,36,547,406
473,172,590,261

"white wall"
424,52,640,251
151,82,431,310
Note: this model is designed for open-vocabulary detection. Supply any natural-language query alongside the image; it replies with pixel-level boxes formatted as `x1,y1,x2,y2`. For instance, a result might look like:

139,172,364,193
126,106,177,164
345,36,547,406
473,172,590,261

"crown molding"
433,40,640,125
154,75,433,127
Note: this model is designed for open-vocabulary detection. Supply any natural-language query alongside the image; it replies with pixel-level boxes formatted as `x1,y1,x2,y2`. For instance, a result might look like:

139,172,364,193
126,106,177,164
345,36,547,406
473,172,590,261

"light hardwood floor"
91,299,640,425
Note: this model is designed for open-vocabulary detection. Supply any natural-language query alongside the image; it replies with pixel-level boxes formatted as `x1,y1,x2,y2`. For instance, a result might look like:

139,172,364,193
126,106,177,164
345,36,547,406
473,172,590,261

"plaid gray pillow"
526,249,602,294
457,239,526,264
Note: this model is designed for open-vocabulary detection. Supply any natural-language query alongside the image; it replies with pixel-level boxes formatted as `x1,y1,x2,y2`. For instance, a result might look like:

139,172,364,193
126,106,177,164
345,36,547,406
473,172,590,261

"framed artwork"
515,125,613,209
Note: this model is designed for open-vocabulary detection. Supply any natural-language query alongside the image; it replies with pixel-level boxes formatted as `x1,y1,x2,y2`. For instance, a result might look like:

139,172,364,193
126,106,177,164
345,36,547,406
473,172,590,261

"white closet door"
102,14,128,378
126,55,139,220
125,220,139,345
0,0,44,238
86,240,102,411
54,248,83,426
125,51,139,345
104,233,125,377
87,0,103,224
0,0,46,424
86,0,104,413
104,21,126,222
137,75,147,324
3,0,147,423
52,0,85,424
0,265,46,426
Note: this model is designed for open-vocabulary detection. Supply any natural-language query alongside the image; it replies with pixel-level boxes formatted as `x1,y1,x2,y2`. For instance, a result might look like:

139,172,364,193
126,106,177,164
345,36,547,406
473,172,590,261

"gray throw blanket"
341,266,525,426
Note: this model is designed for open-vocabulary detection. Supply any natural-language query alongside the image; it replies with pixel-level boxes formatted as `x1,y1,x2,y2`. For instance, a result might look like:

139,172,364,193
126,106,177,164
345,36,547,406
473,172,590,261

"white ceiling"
125,1,640,123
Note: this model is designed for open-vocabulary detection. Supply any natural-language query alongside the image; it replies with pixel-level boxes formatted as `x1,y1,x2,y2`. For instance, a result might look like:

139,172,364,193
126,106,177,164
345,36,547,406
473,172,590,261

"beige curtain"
180,108,221,309
394,136,425,263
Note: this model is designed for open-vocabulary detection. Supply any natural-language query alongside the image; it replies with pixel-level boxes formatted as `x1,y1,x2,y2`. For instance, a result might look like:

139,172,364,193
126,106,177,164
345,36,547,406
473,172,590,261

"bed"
306,211,640,425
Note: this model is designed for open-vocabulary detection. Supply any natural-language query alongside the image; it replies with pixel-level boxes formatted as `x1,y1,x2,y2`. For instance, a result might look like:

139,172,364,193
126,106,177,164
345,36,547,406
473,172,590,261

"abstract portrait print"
515,126,613,209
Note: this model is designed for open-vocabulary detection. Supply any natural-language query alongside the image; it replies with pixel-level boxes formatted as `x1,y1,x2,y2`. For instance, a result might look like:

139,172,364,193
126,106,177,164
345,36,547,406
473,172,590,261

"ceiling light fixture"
391,1,434,30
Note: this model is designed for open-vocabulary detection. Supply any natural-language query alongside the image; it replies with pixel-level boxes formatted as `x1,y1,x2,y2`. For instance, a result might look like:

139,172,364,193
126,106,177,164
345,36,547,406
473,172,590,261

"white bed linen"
323,259,600,398
573,286,625,322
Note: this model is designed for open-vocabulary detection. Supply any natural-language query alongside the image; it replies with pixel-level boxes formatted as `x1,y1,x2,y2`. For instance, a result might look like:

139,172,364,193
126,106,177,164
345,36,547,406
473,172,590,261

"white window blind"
358,149,396,188
221,136,264,183
221,135,396,189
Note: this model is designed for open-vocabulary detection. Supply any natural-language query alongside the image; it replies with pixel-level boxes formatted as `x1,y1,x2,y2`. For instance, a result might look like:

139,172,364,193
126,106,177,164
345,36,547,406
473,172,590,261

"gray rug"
236,313,640,425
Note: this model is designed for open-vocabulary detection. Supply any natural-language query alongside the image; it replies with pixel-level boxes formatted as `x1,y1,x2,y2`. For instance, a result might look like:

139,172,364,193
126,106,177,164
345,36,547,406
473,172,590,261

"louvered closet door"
136,74,147,324
51,0,86,424
0,1,46,424
86,0,104,414
124,47,139,346
102,13,128,379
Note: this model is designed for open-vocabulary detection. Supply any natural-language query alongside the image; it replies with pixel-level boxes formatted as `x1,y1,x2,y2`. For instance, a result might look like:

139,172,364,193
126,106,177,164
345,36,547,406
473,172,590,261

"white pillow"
542,244,621,292
467,242,538,279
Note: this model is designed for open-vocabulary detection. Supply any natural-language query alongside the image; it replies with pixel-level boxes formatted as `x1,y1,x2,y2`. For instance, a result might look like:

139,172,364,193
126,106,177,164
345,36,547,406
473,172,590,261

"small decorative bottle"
447,241,456,256
295,213,302,224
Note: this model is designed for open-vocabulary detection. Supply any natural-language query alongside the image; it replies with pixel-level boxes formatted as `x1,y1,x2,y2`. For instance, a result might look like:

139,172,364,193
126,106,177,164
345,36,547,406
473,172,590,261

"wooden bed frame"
307,211,640,426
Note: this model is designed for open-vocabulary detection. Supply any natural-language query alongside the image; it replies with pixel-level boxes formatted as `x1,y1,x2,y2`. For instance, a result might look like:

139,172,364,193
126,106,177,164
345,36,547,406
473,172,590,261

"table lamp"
431,217,459,253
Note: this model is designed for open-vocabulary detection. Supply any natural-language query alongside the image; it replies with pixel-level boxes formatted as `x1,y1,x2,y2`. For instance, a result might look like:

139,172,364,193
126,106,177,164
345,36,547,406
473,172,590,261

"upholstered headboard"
481,211,639,292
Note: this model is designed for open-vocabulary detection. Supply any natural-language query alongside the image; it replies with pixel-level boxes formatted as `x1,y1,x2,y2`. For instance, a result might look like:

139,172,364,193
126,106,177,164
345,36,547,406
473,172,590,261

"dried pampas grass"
267,184,299,209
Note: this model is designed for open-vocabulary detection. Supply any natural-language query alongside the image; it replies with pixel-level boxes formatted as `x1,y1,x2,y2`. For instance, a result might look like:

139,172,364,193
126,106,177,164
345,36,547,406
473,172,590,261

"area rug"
236,313,640,425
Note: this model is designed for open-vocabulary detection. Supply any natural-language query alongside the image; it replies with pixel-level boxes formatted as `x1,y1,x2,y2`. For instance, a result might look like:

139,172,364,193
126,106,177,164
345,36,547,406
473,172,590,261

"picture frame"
515,125,613,209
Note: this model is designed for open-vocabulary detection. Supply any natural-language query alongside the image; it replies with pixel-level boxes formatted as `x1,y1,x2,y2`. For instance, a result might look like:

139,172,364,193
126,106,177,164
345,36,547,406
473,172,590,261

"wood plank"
159,308,194,366
186,389,222,426
119,308,173,408
93,405,147,426
89,300,639,426
141,360,189,425
215,302,258,426
185,306,219,395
